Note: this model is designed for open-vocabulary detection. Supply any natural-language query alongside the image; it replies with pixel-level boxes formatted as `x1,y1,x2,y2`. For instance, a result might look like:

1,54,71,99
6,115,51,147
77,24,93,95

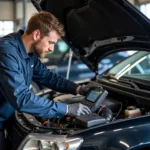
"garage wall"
0,1,37,30
137,0,150,4
129,0,150,4
129,0,135,4
16,2,37,22
0,1,14,20
0,1,37,21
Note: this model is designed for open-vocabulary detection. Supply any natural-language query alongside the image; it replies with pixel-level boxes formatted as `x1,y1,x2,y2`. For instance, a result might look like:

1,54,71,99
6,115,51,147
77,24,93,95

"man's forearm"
76,86,81,94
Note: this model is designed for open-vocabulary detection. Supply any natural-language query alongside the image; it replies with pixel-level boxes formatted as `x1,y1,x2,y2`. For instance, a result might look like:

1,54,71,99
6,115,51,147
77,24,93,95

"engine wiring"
98,104,113,121
114,102,123,119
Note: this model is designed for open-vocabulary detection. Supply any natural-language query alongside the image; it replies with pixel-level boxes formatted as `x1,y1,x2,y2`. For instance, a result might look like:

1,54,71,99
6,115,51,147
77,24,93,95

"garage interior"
0,0,150,150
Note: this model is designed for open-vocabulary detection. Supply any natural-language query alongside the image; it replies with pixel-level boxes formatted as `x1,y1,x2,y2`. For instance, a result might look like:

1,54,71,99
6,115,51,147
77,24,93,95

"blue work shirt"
0,30,78,129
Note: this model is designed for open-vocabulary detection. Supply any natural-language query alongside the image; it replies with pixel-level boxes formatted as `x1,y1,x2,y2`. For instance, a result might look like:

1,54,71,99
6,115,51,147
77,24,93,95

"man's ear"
32,29,41,41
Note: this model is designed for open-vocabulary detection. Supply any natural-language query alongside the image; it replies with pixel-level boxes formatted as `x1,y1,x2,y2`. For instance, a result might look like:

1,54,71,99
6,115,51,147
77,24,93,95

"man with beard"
0,11,94,149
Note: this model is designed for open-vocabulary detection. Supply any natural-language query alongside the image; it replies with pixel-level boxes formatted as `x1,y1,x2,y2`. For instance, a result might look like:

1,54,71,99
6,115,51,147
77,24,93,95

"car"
6,0,150,149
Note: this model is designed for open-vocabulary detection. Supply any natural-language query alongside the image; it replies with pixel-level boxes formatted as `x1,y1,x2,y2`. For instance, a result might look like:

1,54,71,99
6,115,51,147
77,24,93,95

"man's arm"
32,54,79,95
0,53,67,118
76,85,81,94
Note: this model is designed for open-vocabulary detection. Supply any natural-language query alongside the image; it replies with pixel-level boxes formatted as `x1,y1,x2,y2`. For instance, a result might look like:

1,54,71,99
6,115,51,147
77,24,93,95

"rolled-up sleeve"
0,53,67,118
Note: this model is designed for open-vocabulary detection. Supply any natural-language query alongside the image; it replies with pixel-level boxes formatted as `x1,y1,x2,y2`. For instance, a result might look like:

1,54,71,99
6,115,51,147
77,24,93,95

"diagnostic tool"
81,88,108,112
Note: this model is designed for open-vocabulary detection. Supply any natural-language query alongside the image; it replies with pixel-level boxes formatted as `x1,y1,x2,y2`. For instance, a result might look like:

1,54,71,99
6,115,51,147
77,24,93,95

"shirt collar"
16,30,29,59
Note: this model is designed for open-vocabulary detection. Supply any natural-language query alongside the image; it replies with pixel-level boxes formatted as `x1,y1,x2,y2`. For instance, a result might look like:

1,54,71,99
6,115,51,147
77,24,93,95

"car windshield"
106,51,150,81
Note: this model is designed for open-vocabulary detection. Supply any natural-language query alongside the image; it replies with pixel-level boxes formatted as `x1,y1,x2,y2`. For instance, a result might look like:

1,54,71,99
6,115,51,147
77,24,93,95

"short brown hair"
25,11,65,37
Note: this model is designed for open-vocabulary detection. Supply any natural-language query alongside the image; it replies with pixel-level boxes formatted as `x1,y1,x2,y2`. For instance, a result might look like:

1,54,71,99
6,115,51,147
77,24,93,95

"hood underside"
32,0,150,71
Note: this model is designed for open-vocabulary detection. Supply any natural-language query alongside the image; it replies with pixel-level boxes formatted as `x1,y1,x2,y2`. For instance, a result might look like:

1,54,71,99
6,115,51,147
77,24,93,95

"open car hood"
32,0,150,72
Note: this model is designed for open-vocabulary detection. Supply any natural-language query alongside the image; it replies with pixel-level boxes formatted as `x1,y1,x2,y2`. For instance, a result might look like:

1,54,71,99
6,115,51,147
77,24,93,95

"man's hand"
67,103,91,117
79,82,99,96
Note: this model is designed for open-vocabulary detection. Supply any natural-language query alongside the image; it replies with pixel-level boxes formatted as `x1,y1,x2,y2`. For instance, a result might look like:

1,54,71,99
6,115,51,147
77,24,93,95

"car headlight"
18,133,84,150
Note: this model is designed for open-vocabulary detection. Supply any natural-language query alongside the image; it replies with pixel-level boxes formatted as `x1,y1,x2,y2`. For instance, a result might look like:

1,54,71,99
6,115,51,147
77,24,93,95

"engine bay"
7,80,150,149
14,81,150,133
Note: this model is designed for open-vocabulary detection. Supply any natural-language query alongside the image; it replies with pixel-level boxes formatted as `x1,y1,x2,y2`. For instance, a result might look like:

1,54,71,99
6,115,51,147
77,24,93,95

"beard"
35,49,46,58
31,41,47,58
38,53,46,58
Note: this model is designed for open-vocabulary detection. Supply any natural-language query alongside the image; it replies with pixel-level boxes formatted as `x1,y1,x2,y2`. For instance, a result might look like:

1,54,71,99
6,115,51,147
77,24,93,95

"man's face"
33,30,60,58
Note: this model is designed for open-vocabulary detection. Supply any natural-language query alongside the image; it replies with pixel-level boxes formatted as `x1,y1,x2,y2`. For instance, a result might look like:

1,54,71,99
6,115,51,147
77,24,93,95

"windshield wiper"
104,74,139,90
104,74,150,90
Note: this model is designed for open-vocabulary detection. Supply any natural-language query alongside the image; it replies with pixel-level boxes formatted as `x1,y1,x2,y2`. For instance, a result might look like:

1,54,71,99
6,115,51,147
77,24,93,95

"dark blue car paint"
70,115,150,150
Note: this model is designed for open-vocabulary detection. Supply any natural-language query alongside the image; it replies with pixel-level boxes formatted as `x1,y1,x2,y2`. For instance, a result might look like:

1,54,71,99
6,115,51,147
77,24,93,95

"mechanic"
0,11,96,149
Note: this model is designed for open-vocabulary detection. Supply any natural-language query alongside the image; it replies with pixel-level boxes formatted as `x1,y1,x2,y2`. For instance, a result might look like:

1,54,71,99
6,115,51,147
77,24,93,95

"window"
108,51,150,81
98,51,130,74
0,21,14,37
126,53,150,75
139,3,150,19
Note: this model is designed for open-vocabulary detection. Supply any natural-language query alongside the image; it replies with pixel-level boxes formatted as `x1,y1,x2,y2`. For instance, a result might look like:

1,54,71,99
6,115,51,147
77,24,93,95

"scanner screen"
86,90,102,102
